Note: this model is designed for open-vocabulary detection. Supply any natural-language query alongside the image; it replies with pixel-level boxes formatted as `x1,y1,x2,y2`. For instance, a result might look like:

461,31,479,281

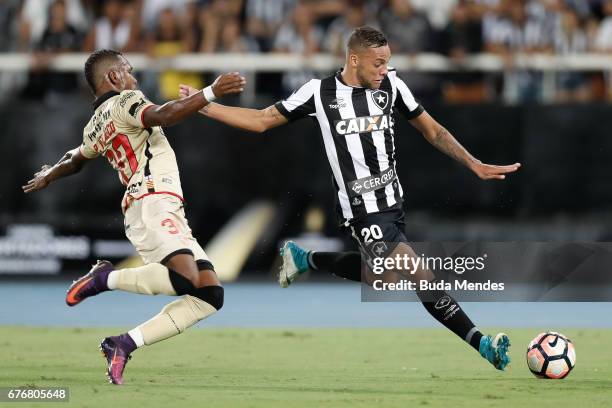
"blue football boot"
278,241,310,288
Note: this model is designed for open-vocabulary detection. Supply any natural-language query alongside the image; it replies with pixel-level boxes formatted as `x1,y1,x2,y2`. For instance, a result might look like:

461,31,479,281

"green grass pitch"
1,327,611,407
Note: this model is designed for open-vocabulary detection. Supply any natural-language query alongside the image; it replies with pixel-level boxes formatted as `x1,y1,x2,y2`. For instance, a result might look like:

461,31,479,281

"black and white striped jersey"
274,69,424,225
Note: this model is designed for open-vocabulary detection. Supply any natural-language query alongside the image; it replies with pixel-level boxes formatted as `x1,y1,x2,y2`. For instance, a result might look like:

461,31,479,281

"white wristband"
202,85,216,102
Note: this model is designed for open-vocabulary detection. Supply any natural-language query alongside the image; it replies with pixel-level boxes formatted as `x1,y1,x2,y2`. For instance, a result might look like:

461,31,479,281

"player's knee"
169,270,223,310
178,269,200,288
169,269,197,295
192,285,224,311
165,254,200,287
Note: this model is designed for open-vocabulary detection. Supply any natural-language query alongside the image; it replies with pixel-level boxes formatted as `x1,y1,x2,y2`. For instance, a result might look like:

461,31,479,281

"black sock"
416,287,483,351
310,252,483,350
309,251,362,282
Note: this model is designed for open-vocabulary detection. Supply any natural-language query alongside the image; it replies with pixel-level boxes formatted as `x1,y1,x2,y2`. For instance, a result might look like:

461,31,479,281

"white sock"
107,270,119,290
138,296,218,345
105,264,175,295
128,327,145,348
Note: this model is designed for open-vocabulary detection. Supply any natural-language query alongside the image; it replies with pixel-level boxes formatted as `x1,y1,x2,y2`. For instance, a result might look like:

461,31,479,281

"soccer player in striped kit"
180,26,520,370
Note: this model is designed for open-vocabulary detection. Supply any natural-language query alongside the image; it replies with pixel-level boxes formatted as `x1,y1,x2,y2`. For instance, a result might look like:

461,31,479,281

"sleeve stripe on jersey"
79,143,98,159
275,95,315,122
274,101,292,119
274,80,317,122
140,104,155,128
393,74,424,120
400,104,424,120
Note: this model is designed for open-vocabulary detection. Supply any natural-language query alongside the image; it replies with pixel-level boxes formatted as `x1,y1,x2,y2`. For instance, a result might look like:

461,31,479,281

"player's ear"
106,70,117,86
106,70,122,92
107,70,117,83
349,53,359,68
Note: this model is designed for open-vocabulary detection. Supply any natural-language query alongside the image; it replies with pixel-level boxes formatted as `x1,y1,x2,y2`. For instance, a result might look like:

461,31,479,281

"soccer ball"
526,332,576,379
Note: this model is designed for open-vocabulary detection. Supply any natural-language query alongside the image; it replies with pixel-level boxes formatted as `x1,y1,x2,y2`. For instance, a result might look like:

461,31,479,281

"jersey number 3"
105,134,138,184
161,219,180,235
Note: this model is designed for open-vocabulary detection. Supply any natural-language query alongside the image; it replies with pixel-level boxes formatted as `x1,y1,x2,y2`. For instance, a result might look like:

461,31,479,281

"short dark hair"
347,26,388,51
83,49,122,93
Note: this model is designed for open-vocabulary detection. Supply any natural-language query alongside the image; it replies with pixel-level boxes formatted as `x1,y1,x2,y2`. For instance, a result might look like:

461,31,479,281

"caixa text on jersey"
334,114,394,135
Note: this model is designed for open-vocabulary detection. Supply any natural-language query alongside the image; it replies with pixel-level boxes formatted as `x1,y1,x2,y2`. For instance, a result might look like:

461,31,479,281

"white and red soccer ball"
526,332,576,379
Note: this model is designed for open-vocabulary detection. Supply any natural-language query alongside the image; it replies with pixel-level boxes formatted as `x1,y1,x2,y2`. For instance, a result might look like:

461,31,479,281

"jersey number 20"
361,224,383,244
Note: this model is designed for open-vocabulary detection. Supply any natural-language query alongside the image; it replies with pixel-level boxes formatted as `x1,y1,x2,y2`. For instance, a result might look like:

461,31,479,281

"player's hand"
178,84,199,99
179,73,245,100
211,72,246,97
470,161,521,180
22,165,52,193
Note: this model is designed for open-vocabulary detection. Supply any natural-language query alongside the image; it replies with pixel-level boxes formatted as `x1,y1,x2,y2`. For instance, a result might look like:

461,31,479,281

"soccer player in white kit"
22,49,245,385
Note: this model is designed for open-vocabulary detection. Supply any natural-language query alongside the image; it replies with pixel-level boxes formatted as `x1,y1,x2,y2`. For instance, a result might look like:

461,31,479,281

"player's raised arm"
22,146,91,193
409,111,521,180
142,72,246,128
178,84,288,133
390,70,520,180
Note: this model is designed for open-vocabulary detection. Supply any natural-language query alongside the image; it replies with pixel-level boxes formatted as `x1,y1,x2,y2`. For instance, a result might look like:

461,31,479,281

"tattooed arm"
410,111,520,180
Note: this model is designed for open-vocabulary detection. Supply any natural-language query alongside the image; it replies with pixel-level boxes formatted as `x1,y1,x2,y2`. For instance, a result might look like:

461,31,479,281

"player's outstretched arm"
22,147,90,193
409,111,521,180
143,72,245,128
178,84,288,133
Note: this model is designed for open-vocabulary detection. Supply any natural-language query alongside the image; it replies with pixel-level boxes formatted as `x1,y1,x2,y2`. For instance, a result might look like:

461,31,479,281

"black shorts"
342,205,407,263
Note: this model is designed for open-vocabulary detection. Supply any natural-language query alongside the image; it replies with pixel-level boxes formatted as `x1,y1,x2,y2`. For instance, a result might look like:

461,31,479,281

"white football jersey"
81,89,184,210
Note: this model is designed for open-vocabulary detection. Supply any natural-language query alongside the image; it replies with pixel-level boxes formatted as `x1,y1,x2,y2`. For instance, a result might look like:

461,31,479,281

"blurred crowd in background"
2,0,612,103
2,0,612,255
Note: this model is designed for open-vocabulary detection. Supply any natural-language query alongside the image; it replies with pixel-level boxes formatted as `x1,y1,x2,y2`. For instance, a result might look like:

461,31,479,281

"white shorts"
124,194,211,266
